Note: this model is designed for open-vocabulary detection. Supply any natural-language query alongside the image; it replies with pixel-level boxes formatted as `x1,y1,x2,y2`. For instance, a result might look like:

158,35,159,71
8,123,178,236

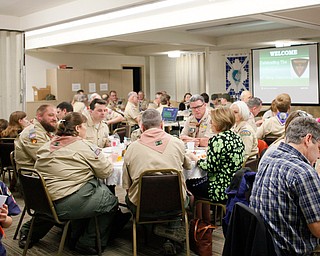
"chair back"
113,127,127,143
243,154,259,172
223,202,280,256
0,141,14,168
136,169,185,223
18,168,62,224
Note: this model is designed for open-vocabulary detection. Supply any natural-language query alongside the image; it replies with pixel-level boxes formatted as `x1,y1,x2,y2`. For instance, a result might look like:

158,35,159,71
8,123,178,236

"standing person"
124,91,140,130
56,101,73,120
230,101,258,161
137,90,149,112
14,104,58,249
1,111,30,138
187,108,244,221
85,98,110,148
122,109,191,212
180,94,214,147
35,112,118,254
179,93,192,111
250,116,320,256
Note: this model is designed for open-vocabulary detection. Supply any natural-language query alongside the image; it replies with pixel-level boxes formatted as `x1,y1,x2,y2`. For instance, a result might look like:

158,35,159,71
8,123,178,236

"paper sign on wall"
89,83,96,93
72,83,81,92
100,83,108,91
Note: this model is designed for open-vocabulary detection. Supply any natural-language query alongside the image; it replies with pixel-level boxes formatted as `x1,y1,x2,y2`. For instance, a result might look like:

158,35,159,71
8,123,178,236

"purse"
189,218,217,256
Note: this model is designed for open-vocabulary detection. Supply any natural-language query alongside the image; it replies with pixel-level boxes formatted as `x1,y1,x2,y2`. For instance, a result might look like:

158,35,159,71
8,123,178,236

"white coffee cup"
187,141,195,150
0,195,8,206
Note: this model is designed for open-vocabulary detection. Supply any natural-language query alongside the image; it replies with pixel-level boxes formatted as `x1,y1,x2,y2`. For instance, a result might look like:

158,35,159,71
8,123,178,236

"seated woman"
1,111,30,138
35,112,118,254
187,107,244,221
230,101,259,161
178,92,192,111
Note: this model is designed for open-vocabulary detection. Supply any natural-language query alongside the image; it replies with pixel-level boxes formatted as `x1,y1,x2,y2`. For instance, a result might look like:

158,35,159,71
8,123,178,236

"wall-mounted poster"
226,55,249,100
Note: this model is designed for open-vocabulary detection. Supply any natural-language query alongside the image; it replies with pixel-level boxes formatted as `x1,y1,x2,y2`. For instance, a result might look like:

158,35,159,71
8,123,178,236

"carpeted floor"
3,187,225,255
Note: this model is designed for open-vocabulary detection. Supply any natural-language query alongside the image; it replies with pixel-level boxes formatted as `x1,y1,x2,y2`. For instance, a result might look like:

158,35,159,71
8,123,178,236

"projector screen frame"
251,43,320,106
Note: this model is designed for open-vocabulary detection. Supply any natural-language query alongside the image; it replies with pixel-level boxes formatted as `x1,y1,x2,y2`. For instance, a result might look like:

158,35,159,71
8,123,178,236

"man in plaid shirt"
250,116,320,256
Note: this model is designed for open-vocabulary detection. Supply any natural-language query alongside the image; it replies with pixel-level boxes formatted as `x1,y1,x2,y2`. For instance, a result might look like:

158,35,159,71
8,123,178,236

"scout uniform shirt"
14,119,53,170
232,120,258,161
35,136,113,201
85,113,110,148
256,112,288,140
180,109,214,138
124,101,140,126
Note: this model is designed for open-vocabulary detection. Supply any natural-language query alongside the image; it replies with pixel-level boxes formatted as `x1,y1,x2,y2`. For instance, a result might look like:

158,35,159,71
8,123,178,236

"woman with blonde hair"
187,107,244,221
1,111,30,138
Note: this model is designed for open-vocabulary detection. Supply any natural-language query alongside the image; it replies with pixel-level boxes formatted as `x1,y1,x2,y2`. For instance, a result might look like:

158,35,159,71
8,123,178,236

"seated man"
15,104,58,248
250,116,320,255
180,94,214,147
56,101,73,120
122,109,192,212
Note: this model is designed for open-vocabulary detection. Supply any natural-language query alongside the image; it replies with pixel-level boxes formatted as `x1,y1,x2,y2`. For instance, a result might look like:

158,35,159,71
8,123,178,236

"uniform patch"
155,140,162,146
29,129,37,143
240,129,251,136
94,148,101,156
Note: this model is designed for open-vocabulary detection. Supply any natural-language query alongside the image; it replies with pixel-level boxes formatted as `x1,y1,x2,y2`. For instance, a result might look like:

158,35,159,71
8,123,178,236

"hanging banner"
226,55,249,100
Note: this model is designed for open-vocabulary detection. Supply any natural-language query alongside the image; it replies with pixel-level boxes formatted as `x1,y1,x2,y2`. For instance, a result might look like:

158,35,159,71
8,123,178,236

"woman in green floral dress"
187,107,244,221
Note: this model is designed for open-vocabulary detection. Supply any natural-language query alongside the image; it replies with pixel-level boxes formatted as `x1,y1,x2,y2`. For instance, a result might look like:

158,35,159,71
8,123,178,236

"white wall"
25,49,252,103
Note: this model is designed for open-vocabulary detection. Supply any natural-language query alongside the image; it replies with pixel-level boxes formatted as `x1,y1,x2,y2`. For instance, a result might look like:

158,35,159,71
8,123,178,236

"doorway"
122,66,142,92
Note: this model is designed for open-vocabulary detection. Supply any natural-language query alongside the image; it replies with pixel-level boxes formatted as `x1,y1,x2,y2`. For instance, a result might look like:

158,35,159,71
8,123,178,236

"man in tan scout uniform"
14,104,58,249
85,98,110,148
180,94,214,147
15,104,57,170
124,91,140,129
122,109,191,210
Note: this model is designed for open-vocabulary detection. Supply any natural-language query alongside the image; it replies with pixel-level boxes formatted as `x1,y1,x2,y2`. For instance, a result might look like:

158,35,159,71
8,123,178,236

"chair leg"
94,216,102,256
184,212,190,256
133,217,137,256
22,217,35,256
57,221,70,256
13,206,26,240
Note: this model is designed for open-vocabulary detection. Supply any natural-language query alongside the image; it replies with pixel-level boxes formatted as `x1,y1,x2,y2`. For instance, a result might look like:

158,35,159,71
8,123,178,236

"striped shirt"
250,142,320,255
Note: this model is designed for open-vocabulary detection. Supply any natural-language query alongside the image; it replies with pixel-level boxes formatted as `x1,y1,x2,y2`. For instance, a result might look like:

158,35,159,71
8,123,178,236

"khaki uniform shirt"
256,115,285,140
105,107,122,121
15,119,53,170
180,109,214,138
138,99,149,112
85,113,110,148
248,112,257,132
122,134,191,206
35,139,113,201
157,104,169,117
124,101,140,126
107,101,117,110
232,121,258,161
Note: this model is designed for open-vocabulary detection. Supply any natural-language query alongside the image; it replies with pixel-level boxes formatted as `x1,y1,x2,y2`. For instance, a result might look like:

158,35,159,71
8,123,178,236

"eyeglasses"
190,103,204,110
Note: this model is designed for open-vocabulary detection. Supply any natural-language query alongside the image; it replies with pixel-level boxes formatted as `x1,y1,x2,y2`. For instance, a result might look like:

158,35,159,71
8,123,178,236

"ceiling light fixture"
168,51,181,58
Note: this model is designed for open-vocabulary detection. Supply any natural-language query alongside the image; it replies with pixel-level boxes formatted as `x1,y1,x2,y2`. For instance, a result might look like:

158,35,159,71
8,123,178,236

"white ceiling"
2,0,320,56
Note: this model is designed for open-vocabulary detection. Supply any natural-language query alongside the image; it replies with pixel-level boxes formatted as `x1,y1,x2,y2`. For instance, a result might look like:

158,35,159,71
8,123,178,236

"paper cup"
187,141,195,150
0,195,8,206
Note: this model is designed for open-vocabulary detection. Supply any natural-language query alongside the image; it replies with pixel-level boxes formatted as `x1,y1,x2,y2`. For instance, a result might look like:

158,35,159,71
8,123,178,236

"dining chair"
18,168,102,256
0,139,15,183
131,169,190,256
222,202,281,256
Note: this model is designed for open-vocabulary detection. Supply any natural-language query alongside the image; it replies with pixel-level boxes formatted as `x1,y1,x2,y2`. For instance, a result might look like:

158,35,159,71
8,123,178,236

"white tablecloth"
102,147,124,186
183,149,207,180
